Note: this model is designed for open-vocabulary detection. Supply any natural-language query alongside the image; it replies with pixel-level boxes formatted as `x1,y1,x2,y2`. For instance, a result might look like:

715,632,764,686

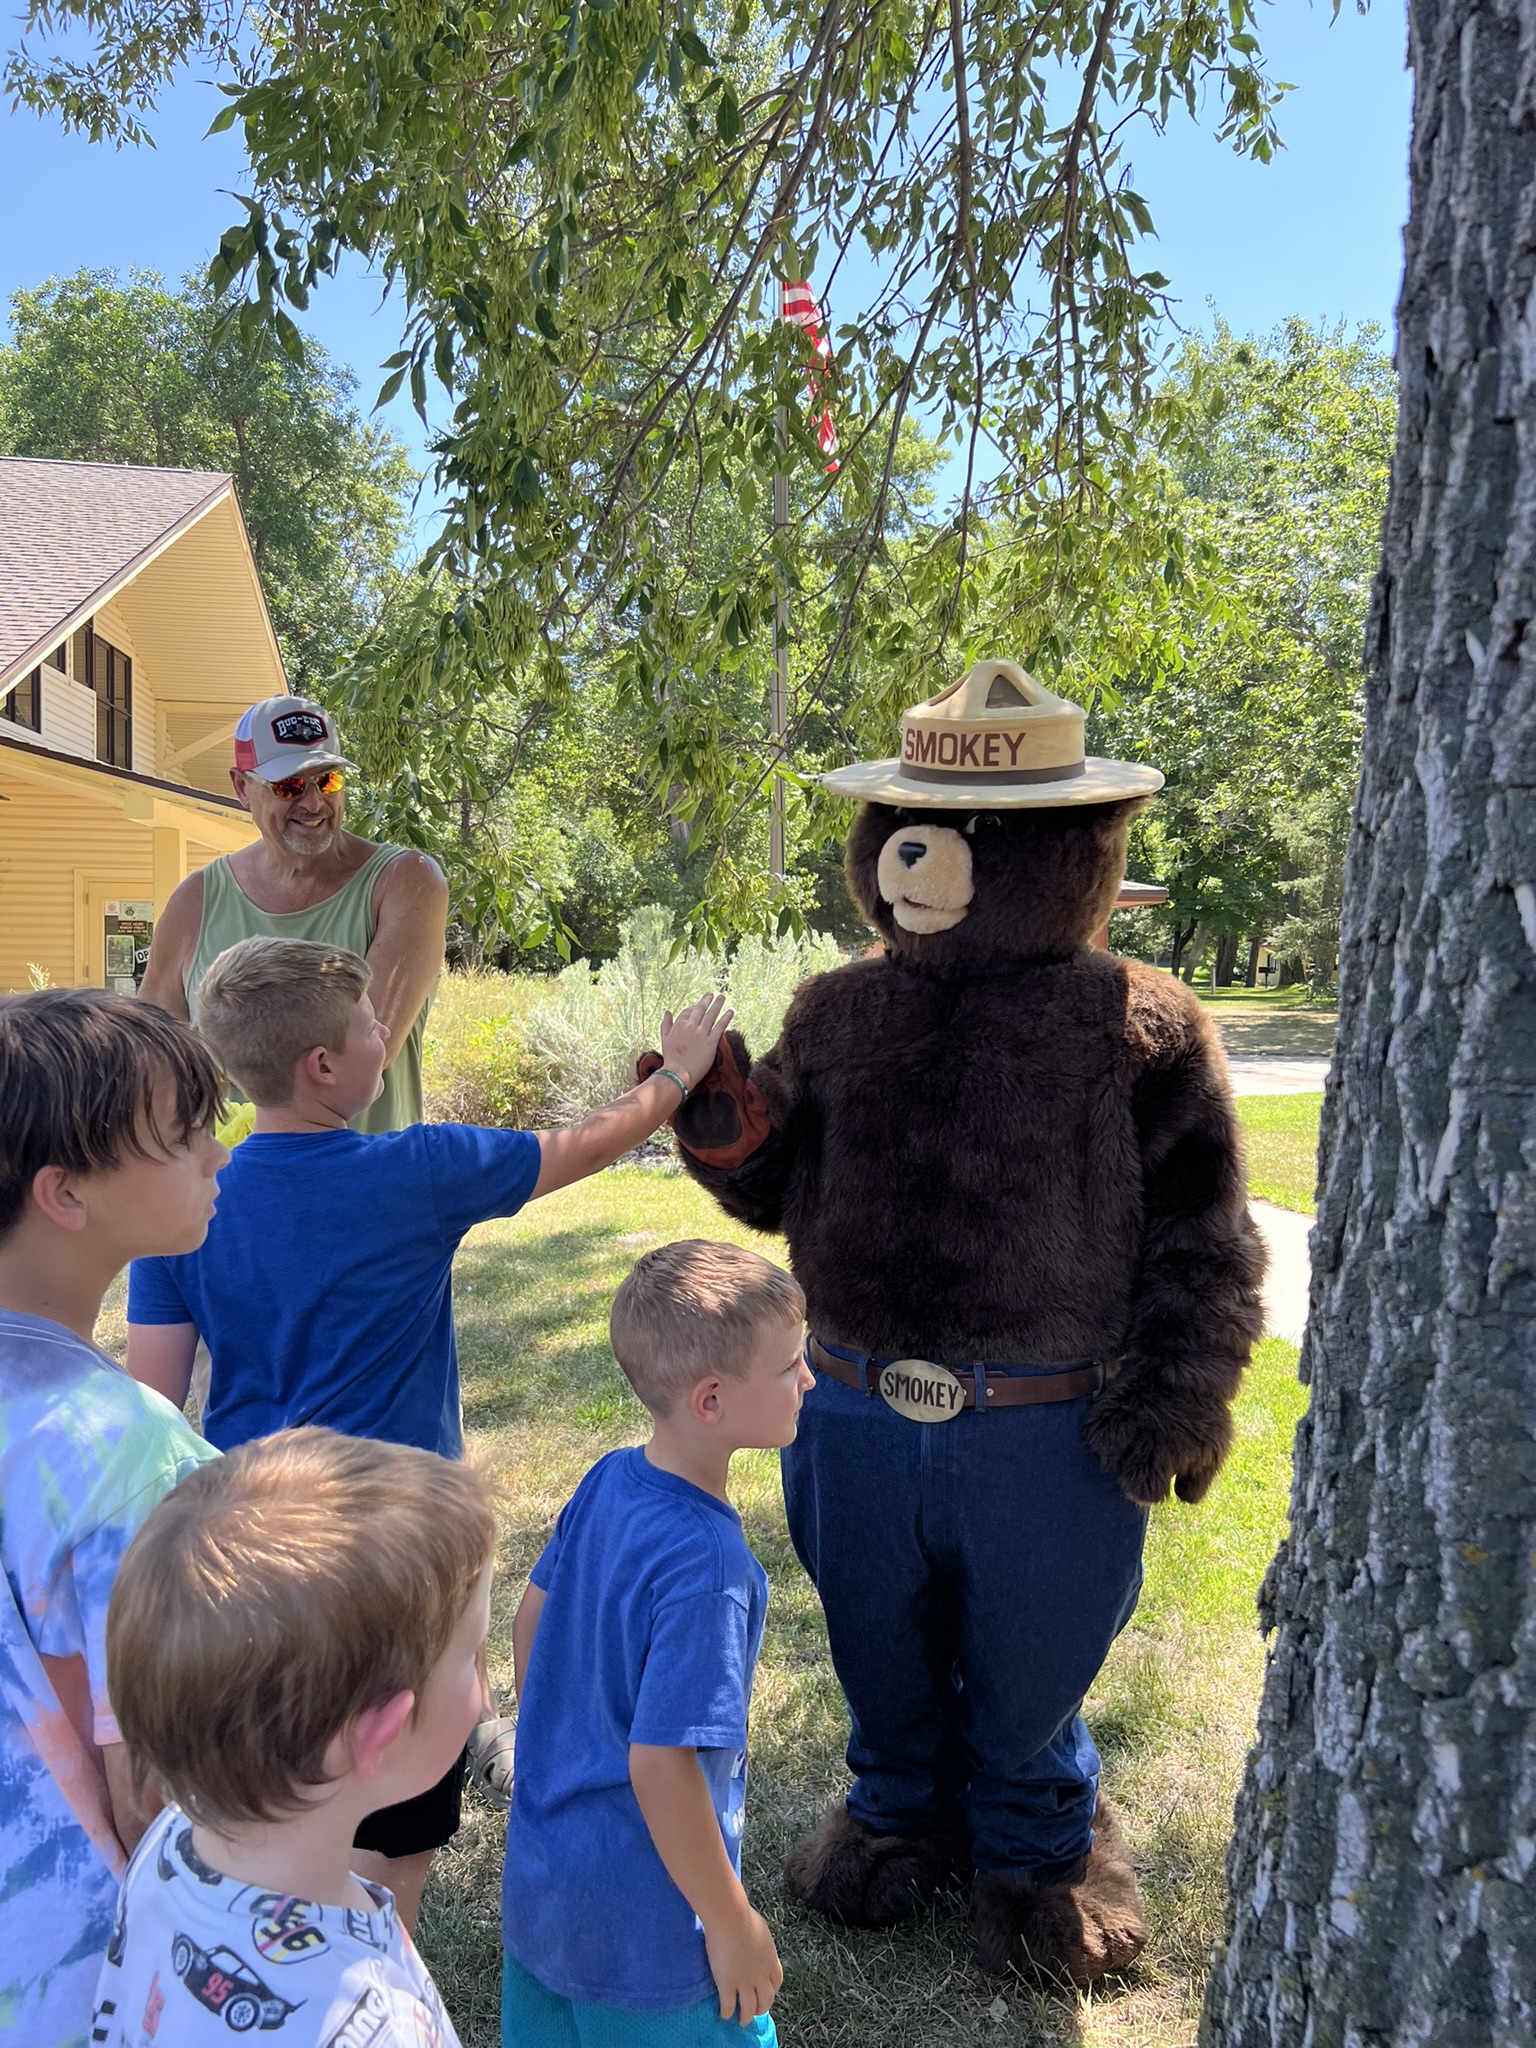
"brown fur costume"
672,797,1266,1983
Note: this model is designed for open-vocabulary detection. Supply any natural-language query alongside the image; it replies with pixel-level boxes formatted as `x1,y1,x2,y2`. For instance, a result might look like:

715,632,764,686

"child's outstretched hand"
659,993,733,1092
703,1902,783,2026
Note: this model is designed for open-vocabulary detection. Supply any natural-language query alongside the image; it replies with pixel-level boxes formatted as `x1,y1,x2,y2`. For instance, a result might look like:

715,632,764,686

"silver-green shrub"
526,906,844,1122
718,927,843,1062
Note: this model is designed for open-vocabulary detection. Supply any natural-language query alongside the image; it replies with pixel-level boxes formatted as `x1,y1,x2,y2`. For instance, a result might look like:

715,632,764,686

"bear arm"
1083,1032,1267,1509
673,1028,804,1232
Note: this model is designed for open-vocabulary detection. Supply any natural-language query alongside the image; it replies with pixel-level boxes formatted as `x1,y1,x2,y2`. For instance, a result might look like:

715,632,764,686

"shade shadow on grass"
454,1224,645,1429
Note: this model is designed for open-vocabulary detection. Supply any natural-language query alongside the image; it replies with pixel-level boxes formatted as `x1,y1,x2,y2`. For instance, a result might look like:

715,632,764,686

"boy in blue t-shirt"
503,1238,813,2045
125,935,730,1927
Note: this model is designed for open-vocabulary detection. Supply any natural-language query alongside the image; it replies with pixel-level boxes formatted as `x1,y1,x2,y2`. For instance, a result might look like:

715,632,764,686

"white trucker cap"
233,697,356,781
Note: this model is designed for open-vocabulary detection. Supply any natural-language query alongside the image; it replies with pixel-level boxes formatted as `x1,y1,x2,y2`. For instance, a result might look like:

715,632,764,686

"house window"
1,667,42,732
46,643,66,673
86,624,133,767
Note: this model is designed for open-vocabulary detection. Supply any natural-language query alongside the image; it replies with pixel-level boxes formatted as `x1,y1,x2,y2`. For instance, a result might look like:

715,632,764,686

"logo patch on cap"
271,710,328,747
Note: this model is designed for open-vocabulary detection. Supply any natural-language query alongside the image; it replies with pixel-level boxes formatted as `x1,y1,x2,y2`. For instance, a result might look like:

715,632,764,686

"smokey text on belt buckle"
877,1357,967,1422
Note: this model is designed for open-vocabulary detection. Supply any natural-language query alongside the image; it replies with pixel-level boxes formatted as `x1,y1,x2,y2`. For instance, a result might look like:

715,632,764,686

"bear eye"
962,812,1001,836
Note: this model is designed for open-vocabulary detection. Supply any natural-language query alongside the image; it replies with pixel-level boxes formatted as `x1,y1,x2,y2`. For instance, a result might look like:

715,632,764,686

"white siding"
3,597,173,776
42,671,96,758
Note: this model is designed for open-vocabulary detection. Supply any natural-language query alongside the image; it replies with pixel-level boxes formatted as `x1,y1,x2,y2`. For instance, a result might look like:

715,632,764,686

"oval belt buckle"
877,1357,967,1422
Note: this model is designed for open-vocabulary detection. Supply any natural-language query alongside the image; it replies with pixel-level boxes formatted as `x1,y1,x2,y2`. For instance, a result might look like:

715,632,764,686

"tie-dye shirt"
0,1310,218,2048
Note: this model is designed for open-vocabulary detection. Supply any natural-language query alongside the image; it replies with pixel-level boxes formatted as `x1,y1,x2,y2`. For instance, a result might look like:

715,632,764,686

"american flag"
781,280,839,470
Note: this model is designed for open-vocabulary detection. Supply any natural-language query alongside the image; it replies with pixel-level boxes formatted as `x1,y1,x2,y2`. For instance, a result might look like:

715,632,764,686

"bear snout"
876,825,974,934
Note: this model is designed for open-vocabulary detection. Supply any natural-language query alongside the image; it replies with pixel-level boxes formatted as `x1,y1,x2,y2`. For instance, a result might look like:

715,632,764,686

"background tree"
0,268,416,689
5,0,1289,931
339,415,952,955
1202,0,1535,2038
1096,318,1392,987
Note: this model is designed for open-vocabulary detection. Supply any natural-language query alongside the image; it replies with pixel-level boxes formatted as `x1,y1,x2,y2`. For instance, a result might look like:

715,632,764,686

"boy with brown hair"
125,935,729,1925
93,1428,495,2048
501,1240,814,2045
0,989,225,2047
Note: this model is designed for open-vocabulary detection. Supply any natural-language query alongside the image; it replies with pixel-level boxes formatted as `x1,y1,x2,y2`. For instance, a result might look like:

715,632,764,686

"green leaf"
273,308,305,362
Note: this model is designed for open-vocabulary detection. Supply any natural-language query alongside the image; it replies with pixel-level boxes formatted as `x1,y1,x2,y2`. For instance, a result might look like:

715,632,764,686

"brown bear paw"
970,1800,1147,1988
784,1804,960,1928
1083,1389,1233,1508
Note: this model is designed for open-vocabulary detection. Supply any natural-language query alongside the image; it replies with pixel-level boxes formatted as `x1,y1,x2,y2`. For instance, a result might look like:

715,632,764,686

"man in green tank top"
141,696,447,1132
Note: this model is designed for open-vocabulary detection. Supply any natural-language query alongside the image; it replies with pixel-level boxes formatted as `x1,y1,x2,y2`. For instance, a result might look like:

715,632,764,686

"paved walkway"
1251,1199,1312,1345
1227,1056,1332,1095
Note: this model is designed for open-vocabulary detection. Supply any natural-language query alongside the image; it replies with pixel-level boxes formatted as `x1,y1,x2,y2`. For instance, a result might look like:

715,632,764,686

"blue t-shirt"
502,1448,770,2011
127,1125,541,1457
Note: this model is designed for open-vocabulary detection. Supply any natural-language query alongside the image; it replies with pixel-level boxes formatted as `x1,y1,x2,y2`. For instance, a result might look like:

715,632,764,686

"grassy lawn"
1235,1094,1323,1216
416,1168,1306,2048
1190,985,1325,1010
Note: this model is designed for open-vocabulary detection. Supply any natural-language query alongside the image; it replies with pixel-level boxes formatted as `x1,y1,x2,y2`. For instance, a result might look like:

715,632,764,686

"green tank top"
185,844,430,1134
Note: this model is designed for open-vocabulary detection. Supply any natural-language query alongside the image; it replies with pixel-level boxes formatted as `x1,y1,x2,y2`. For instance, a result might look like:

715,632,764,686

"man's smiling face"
234,768,347,859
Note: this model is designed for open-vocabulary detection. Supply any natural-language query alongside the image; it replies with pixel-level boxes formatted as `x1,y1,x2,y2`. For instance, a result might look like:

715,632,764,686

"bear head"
845,797,1147,971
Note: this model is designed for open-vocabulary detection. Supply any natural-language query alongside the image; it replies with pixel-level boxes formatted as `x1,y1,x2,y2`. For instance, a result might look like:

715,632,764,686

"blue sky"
0,0,1410,521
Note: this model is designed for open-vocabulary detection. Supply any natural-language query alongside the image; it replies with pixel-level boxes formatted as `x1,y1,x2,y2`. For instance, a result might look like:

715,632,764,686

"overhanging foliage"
6,0,1289,934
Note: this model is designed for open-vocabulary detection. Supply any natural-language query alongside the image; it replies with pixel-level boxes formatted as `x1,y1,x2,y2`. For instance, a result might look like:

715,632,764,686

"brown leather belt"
809,1337,1107,1413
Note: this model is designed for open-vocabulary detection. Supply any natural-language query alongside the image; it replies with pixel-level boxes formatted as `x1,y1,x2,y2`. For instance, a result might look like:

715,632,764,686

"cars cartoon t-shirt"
92,1808,460,2047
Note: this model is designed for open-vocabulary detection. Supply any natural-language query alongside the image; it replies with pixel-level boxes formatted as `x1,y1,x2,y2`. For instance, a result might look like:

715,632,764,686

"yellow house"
0,458,285,993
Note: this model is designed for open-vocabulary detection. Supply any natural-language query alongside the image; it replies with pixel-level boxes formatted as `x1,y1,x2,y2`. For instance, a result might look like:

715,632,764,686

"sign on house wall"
103,901,154,995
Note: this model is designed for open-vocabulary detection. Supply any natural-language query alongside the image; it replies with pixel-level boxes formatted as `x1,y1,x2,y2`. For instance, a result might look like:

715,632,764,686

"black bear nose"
897,841,927,869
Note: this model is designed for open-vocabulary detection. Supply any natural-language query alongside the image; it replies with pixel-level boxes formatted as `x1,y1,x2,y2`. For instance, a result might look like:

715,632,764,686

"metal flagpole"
771,404,789,886
772,275,836,887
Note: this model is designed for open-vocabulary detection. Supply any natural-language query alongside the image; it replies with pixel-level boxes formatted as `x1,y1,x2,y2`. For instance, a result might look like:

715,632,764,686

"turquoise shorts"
501,1953,779,2048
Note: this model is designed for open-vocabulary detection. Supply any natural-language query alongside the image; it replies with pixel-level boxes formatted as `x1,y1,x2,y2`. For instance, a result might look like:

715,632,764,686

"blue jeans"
502,1953,779,2047
781,1359,1147,1883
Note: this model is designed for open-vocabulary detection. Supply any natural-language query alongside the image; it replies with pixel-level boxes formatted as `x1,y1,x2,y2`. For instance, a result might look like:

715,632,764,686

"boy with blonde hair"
93,1428,495,2047
125,936,729,1925
0,990,225,2046
502,1239,814,2044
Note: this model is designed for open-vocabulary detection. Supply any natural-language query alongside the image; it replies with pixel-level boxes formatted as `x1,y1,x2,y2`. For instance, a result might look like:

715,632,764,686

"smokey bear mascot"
644,660,1266,1986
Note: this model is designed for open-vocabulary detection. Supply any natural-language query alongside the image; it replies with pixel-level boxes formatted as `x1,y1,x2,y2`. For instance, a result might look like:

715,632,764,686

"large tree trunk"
1201,1,1536,2041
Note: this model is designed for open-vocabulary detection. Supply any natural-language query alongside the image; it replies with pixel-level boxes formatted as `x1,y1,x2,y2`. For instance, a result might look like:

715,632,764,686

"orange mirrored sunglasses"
266,767,346,801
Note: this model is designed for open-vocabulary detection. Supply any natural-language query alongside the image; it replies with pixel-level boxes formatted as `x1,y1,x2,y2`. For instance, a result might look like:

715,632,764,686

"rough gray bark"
1201,0,1536,2041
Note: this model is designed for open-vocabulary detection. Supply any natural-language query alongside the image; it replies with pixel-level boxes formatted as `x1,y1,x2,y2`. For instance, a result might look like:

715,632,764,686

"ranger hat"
822,659,1163,808
234,696,356,782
